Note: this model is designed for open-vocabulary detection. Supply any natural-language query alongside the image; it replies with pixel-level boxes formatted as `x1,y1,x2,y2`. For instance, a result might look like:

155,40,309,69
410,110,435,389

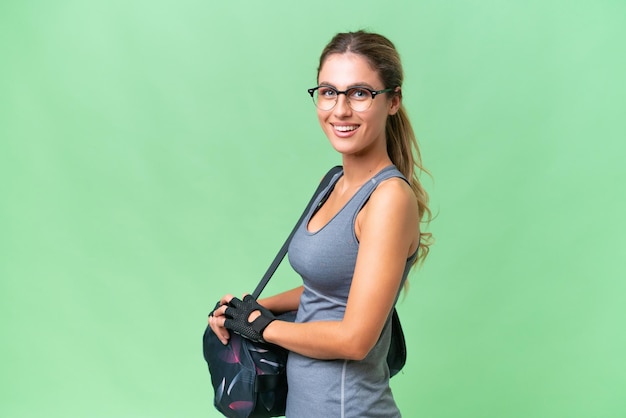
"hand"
224,295,277,343
208,295,233,345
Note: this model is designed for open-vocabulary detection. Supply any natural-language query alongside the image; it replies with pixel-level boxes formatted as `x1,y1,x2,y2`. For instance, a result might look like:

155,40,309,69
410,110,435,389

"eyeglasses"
307,85,395,112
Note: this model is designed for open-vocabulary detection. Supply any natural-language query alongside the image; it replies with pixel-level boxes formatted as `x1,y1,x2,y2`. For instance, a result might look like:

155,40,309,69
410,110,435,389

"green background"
1,0,625,417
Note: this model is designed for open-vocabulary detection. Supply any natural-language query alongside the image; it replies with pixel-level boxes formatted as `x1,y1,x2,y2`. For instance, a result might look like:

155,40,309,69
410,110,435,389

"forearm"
258,286,303,314
262,318,374,361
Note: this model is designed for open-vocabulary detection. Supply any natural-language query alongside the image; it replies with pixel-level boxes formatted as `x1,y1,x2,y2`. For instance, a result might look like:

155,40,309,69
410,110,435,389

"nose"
333,93,352,117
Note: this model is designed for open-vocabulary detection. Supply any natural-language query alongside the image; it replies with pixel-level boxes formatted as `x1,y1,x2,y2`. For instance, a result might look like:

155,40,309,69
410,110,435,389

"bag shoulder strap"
251,165,342,298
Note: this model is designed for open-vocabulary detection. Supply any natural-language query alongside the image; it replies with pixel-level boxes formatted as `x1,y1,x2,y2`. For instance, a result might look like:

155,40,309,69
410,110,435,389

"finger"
227,297,243,309
208,316,230,345
215,318,230,344
210,295,231,317
211,304,227,318
224,306,236,319
220,294,235,305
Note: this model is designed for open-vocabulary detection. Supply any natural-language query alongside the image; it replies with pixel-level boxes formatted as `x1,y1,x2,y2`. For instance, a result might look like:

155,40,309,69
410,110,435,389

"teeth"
334,125,358,132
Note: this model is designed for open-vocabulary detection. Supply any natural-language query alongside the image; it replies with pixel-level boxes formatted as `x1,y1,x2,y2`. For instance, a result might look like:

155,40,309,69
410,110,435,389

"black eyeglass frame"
307,85,396,111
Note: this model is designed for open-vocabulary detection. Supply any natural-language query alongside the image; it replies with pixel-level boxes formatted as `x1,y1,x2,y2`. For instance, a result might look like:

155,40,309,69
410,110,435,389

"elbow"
341,336,375,361
335,322,380,361
347,348,370,361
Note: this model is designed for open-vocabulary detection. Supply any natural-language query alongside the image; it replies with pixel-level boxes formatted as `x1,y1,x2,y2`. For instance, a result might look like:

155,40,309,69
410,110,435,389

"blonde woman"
210,30,432,417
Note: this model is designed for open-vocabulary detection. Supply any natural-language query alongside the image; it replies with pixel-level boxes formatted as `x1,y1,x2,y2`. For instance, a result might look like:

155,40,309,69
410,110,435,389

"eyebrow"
318,81,378,90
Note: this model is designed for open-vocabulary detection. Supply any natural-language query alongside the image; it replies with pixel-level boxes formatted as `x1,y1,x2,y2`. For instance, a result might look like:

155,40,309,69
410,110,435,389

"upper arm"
341,178,419,355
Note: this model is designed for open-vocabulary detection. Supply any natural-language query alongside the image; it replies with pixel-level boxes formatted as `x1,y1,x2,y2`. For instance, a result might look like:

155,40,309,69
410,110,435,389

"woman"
209,30,432,417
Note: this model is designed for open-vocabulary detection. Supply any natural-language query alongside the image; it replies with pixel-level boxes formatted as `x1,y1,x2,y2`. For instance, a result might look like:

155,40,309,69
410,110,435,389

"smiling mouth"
333,124,359,132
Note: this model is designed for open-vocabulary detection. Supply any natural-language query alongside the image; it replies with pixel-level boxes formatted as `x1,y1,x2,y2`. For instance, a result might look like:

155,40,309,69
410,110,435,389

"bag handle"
251,166,342,299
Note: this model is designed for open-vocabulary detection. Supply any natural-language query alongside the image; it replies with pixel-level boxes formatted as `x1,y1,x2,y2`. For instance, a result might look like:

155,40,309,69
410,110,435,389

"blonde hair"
318,30,433,265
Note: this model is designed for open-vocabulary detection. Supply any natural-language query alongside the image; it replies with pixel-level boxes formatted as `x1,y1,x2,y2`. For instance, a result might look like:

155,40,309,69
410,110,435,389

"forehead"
318,53,383,88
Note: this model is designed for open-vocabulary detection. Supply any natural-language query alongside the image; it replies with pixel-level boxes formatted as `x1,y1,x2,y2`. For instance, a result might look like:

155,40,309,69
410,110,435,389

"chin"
327,137,357,154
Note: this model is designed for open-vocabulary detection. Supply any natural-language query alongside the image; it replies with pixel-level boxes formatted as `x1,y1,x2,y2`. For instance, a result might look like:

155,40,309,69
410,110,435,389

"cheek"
368,108,391,128
317,109,329,126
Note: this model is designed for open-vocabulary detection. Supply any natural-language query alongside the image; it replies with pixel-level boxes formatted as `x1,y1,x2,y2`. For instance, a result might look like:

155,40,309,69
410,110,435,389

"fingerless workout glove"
223,295,277,343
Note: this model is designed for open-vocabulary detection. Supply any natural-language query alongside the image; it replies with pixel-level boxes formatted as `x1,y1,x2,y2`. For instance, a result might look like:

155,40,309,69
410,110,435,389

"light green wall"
1,1,625,417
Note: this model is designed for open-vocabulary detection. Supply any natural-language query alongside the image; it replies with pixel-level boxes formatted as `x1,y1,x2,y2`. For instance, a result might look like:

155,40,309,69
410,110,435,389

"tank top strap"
347,165,408,214
306,168,345,219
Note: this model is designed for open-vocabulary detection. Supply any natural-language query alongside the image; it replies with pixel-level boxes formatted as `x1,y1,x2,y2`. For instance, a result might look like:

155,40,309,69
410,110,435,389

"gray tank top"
286,165,416,418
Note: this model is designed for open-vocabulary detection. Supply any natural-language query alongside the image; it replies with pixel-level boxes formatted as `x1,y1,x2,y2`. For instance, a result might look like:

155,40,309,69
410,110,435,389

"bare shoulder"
368,177,417,214
356,177,419,244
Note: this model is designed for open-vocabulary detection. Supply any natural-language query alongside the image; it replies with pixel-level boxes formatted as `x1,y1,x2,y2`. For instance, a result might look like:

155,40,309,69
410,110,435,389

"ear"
388,87,402,115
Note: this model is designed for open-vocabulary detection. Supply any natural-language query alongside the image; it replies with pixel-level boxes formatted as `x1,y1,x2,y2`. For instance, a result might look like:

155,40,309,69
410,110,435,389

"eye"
348,88,371,101
318,87,337,98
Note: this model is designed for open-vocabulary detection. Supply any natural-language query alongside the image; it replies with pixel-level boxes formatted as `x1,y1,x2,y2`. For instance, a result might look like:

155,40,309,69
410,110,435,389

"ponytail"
387,105,433,266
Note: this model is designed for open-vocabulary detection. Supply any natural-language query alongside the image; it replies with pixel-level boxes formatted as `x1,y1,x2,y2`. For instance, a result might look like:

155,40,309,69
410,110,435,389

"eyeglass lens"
312,87,374,112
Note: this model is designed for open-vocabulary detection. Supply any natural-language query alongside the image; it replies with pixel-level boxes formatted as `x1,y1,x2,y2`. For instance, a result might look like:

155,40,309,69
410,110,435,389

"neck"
339,154,393,191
